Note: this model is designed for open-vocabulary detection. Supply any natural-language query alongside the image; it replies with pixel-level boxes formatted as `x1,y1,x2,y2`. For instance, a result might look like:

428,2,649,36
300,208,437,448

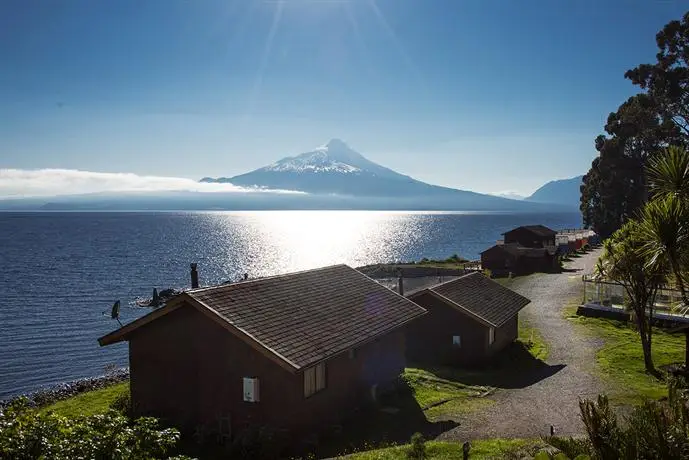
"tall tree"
581,12,689,237
596,221,665,374
625,12,689,138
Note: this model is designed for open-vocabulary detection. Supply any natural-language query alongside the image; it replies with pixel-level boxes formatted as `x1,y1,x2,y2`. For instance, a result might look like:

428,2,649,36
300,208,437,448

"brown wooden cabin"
503,225,557,248
481,243,559,276
98,265,426,438
404,272,530,365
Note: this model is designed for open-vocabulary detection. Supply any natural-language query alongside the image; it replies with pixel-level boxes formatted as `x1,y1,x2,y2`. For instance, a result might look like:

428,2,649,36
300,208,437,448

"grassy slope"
565,302,684,405
39,382,128,418
403,368,492,420
343,439,545,459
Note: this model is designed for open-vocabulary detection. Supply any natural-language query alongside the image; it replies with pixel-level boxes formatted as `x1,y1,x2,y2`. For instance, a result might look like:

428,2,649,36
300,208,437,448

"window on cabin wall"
452,335,461,347
304,362,326,397
488,327,495,346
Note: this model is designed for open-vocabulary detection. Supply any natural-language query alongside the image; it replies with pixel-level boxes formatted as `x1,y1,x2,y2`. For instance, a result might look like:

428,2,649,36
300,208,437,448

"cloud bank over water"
0,169,303,198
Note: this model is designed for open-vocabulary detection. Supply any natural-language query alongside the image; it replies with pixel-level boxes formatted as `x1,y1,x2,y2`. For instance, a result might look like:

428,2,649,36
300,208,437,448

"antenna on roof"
102,300,123,327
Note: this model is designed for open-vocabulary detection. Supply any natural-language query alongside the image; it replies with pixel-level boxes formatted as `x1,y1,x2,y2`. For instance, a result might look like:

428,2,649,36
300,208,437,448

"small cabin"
405,272,530,365
503,225,557,248
481,244,559,276
98,265,426,439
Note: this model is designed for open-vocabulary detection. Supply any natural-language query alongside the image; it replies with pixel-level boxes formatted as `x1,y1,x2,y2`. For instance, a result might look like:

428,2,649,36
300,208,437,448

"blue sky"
1,1,686,196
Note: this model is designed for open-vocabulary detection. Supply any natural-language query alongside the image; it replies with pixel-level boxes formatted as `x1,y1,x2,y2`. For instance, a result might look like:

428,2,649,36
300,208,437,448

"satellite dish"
111,300,122,326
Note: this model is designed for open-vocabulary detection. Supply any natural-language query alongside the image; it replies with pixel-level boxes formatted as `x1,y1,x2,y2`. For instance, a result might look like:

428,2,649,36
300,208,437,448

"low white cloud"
0,168,303,198
490,191,526,200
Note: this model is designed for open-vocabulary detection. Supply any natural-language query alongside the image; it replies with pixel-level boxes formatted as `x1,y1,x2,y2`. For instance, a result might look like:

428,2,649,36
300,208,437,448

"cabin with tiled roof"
503,225,557,248
405,272,530,365
98,265,426,438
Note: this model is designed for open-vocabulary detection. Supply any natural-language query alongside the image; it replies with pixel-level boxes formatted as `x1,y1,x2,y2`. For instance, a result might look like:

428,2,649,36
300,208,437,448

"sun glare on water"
208,211,425,276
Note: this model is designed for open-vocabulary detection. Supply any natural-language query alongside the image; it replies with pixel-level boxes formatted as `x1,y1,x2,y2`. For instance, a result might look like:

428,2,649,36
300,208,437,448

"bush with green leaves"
406,432,426,459
0,397,189,459
548,379,689,460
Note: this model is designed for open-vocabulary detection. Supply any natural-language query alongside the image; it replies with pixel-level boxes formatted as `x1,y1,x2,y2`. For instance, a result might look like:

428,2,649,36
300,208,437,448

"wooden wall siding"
405,293,489,365
129,302,406,435
487,316,518,357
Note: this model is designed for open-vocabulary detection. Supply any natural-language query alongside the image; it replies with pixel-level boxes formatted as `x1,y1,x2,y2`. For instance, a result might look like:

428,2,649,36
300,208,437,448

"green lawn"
518,322,550,361
39,381,129,418
343,439,546,459
403,368,492,420
565,306,685,405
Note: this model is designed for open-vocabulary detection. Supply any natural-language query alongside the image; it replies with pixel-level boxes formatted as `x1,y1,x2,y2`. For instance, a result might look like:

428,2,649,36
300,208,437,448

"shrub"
579,395,622,459
547,379,689,460
406,432,426,459
0,397,187,459
109,388,132,416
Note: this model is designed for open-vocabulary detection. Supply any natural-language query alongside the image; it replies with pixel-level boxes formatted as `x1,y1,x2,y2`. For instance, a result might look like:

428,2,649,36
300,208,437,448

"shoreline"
0,368,129,410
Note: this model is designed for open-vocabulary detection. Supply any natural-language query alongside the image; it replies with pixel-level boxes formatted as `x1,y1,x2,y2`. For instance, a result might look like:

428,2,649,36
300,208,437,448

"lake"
0,211,581,398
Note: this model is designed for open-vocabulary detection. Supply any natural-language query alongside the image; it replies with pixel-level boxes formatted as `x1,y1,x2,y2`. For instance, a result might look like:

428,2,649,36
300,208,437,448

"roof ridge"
187,263,351,294
425,270,481,292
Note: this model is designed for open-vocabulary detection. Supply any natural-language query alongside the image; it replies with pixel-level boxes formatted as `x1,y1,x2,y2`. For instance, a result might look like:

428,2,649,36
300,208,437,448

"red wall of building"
128,303,406,436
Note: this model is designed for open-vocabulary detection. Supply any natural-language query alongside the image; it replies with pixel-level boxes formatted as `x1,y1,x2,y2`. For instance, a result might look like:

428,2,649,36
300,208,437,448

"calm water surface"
0,211,581,398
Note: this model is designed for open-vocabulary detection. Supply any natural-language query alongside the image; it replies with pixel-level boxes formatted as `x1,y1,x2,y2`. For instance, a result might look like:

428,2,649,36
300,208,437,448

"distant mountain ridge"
525,176,583,207
201,139,563,211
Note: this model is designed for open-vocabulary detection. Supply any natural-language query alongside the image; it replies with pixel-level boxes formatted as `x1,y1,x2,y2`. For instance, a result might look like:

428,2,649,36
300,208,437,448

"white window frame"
452,335,461,347
488,327,495,346
304,362,326,398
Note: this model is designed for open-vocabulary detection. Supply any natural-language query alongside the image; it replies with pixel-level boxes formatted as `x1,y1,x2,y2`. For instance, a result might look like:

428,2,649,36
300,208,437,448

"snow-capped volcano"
201,139,419,196
200,140,559,210
260,139,401,178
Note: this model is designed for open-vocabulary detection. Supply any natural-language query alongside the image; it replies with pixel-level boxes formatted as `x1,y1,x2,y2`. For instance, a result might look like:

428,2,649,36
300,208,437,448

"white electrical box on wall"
243,377,260,402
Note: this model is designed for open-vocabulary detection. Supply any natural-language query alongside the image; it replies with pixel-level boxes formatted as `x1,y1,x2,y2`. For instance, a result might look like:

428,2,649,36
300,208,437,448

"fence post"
462,441,471,460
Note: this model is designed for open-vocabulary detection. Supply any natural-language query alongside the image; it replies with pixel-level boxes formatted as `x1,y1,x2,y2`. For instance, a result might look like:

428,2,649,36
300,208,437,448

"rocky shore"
0,368,129,410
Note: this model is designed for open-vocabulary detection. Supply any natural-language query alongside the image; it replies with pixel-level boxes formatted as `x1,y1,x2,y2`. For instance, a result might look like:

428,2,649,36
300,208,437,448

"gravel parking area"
438,250,608,440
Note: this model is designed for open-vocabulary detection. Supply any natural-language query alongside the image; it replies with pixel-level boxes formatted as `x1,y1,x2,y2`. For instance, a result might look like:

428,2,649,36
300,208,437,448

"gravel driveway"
437,249,607,440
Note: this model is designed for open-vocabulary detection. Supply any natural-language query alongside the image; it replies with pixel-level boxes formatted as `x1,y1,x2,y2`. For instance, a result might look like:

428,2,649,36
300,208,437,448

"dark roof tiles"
504,225,557,238
429,272,530,327
188,264,426,369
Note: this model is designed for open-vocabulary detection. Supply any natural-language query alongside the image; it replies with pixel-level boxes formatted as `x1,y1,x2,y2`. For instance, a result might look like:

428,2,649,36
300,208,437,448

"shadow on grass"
413,342,566,390
310,384,458,459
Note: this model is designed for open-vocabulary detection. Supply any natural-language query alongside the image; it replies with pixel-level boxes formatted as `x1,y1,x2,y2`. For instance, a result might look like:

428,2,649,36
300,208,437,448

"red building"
503,225,557,248
405,272,530,365
99,265,426,438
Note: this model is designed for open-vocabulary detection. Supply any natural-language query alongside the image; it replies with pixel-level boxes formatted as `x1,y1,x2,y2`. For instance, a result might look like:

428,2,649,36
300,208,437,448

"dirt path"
437,250,607,440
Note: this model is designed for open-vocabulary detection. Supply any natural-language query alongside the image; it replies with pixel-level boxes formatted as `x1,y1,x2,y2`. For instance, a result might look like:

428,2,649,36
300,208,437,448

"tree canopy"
581,11,689,237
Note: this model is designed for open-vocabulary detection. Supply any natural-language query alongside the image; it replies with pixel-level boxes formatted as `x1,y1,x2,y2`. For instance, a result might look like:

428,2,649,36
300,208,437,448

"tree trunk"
640,328,655,374
635,305,655,374
670,258,689,309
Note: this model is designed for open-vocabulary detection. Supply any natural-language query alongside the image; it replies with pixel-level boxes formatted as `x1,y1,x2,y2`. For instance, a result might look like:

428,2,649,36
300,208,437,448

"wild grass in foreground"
342,439,546,459
565,306,684,405
39,381,129,417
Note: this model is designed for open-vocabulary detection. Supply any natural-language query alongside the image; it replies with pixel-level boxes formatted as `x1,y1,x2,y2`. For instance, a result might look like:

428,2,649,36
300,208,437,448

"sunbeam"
366,0,426,92
247,0,285,116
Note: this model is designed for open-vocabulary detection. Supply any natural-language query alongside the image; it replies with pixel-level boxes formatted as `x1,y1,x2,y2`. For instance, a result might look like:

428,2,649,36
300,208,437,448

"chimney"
190,263,199,289
397,268,404,296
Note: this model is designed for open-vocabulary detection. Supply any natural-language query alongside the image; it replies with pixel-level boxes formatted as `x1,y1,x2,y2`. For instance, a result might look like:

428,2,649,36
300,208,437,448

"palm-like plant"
641,146,689,310
596,221,664,373
646,145,689,199
638,195,689,309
